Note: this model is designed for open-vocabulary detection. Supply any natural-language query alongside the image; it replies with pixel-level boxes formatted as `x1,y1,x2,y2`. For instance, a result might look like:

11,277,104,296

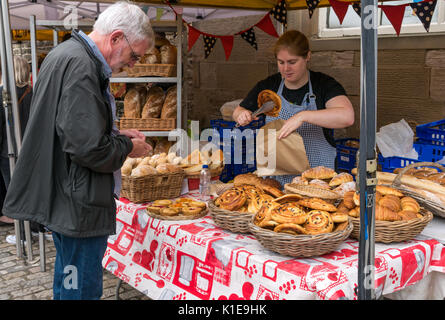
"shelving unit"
30,14,184,139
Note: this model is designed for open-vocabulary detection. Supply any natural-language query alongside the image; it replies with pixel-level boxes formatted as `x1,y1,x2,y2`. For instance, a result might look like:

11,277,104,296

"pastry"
160,86,177,119
182,206,203,216
375,185,404,197
233,173,262,187
375,204,401,221
378,194,402,212
131,165,157,177
330,212,349,223
343,191,356,209
160,207,180,216
333,181,356,197
254,203,280,228
308,179,331,190
216,188,247,211
273,193,304,204
257,89,282,117
247,194,264,214
297,197,337,212
304,210,334,235
153,199,173,206
353,192,360,207
400,196,420,213
291,176,308,185
302,166,337,180
329,172,354,187
259,184,284,198
260,178,282,191
141,86,165,118
271,203,308,225
334,221,349,232
335,201,350,215
274,223,307,235
121,162,133,176
398,210,418,221
348,207,360,217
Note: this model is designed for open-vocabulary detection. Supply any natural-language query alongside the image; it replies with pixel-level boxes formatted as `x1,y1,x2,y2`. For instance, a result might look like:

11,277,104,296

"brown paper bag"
255,119,310,176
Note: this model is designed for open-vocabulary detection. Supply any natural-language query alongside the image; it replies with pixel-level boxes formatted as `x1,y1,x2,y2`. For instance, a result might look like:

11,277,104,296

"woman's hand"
233,106,258,127
278,112,306,140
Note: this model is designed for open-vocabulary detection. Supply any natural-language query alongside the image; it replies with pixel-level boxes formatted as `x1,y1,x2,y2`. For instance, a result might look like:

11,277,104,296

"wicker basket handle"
392,161,445,187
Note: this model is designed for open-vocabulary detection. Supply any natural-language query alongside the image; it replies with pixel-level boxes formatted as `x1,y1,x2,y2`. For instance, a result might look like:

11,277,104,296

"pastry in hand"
304,210,334,235
302,166,337,180
257,89,282,117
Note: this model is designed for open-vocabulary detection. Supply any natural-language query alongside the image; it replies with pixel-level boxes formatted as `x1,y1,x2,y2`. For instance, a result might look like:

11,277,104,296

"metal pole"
30,15,38,86
357,0,378,300
0,0,33,261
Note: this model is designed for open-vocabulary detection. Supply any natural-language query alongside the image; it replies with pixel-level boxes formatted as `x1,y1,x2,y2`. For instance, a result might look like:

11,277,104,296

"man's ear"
110,30,124,45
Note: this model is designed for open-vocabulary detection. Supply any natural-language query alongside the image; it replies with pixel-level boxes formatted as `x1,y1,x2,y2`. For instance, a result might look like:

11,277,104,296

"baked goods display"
393,166,445,186
214,185,275,214
177,148,225,176
121,153,183,177
257,90,282,117
252,196,349,236
147,198,207,219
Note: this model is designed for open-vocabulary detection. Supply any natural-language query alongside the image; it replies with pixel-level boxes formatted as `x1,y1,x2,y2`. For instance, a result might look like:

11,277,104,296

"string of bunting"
165,0,436,60
165,0,287,60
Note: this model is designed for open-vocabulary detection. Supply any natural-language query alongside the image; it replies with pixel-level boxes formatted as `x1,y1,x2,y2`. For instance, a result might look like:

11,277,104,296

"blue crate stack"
210,118,266,182
335,138,359,173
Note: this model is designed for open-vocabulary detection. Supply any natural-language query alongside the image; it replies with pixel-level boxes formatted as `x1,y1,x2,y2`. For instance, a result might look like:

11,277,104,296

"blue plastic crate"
335,138,359,172
378,142,445,172
416,119,445,146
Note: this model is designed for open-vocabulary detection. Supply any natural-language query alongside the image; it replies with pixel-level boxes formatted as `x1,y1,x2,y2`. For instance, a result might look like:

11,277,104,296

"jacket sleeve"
55,57,133,173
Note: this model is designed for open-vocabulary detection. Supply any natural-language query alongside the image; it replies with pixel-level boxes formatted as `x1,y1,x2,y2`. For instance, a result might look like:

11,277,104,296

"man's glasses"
123,34,141,62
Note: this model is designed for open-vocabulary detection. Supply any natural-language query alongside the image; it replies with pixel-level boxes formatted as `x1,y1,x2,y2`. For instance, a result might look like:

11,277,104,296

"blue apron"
265,72,337,186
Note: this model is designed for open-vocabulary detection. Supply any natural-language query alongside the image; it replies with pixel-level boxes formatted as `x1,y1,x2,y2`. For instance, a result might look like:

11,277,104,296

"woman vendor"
232,30,355,186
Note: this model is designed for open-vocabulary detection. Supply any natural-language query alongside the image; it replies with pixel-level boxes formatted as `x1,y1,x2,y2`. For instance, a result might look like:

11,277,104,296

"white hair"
94,1,154,45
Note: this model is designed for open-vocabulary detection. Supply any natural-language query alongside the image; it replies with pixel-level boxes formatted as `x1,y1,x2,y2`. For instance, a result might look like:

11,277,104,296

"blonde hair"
14,56,30,88
273,30,310,58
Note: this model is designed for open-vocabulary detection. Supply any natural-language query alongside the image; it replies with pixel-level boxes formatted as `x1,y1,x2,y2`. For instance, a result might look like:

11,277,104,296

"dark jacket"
3,31,133,238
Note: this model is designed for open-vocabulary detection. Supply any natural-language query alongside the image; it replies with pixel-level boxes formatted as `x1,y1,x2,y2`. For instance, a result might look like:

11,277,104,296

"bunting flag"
220,36,234,61
203,35,217,59
240,28,258,50
381,4,406,35
187,25,201,52
306,0,321,18
352,2,362,17
255,13,280,38
328,0,350,24
270,0,288,28
409,0,437,32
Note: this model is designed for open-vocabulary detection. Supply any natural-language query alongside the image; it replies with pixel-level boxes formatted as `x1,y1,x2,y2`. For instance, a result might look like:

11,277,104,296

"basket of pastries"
379,161,445,218
284,166,356,200
120,85,177,131
340,185,433,243
120,153,185,203
208,173,285,233
248,194,353,258
146,198,208,220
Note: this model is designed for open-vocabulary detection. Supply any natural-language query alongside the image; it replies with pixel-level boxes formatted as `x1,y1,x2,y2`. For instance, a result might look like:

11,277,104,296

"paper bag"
255,119,310,176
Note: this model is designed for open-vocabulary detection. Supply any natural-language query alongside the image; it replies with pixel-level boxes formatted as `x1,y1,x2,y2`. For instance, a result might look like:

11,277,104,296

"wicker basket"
125,64,176,77
248,216,353,258
121,171,185,203
146,208,208,221
208,199,254,233
284,183,341,200
119,118,175,131
391,161,445,218
349,208,433,243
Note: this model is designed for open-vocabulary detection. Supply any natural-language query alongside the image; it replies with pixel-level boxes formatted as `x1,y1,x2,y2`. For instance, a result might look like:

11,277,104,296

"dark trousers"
0,156,10,217
52,231,109,300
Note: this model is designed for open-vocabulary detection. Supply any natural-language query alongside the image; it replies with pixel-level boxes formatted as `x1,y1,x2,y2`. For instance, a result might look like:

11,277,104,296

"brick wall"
185,14,445,139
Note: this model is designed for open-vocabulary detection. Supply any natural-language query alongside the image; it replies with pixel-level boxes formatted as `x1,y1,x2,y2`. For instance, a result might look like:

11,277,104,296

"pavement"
0,223,150,300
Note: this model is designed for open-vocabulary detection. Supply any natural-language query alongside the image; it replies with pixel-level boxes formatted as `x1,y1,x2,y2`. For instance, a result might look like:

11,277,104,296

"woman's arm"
278,95,354,139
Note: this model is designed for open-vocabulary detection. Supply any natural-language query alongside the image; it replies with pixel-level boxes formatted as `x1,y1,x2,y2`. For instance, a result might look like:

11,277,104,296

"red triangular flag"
187,25,201,51
328,0,350,24
255,14,279,38
381,4,406,36
220,36,234,61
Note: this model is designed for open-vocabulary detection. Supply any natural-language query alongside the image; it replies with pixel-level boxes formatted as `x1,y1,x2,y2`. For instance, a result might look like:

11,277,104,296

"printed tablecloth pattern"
103,192,445,300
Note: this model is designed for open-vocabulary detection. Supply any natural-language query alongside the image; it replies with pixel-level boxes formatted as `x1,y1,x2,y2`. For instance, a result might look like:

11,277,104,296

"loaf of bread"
141,47,161,64
124,87,147,118
160,44,177,64
141,86,165,118
160,86,177,119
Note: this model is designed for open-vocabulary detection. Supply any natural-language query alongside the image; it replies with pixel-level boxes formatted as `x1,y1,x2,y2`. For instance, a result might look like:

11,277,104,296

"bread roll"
160,44,177,64
153,139,174,155
141,86,165,119
131,165,157,177
160,86,177,119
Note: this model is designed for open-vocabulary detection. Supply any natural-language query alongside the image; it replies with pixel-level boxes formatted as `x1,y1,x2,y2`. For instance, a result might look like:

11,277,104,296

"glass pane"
327,6,362,28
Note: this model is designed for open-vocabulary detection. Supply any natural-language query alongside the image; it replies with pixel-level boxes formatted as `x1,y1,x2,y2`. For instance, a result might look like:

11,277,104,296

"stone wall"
185,14,445,140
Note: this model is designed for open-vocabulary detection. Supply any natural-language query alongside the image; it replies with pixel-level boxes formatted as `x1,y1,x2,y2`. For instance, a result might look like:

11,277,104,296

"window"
318,0,445,37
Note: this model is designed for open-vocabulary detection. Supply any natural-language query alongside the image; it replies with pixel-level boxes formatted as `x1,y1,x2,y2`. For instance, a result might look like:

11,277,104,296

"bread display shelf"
119,117,175,131
125,64,176,77
248,216,353,258
121,171,185,203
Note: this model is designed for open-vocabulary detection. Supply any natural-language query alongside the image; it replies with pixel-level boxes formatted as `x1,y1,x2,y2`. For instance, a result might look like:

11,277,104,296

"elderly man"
3,1,153,300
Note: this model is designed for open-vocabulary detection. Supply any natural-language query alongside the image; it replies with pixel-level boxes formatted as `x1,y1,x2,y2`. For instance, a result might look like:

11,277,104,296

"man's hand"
128,138,152,158
120,129,145,141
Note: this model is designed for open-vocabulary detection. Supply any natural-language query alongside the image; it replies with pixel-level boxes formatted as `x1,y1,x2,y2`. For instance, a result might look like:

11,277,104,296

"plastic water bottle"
199,164,211,202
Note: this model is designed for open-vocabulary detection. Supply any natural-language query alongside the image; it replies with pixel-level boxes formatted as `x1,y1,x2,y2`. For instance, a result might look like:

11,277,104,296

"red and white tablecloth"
102,191,445,300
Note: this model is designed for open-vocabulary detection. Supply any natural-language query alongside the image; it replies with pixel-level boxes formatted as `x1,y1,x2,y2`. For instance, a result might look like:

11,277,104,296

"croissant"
376,185,404,197
400,196,420,213
378,195,402,212
343,191,356,209
398,210,418,221
329,172,354,187
375,204,401,221
335,201,350,215
257,89,282,117
302,166,337,180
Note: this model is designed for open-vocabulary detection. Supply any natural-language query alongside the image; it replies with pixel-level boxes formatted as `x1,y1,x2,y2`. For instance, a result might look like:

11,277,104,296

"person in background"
0,56,32,226
2,1,153,300
232,30,354,186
